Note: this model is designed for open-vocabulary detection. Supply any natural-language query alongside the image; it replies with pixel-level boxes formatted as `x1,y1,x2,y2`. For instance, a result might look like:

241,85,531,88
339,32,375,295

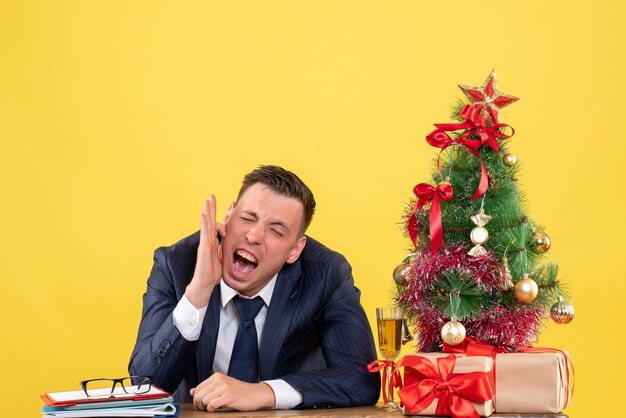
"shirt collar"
219,273,278,308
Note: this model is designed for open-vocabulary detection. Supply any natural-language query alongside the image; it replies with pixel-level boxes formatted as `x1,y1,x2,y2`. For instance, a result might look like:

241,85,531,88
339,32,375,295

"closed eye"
270,229,284,237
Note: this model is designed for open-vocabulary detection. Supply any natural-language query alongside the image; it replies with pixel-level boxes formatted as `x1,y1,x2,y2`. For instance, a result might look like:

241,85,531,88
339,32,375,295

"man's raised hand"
185,195,226,308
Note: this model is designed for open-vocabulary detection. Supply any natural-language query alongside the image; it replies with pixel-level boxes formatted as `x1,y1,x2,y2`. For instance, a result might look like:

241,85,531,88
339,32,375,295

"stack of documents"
41,385,178,417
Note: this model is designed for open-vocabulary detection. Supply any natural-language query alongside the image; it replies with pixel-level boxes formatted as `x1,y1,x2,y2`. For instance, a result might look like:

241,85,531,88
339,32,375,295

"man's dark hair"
237,165,316,234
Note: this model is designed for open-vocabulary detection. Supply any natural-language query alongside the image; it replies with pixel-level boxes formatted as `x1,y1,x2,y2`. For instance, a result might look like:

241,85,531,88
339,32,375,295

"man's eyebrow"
241,210,258,219
242,210,290,232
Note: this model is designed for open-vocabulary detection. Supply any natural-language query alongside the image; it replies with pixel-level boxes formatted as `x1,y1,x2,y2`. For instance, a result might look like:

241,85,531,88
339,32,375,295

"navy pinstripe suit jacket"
128,232,380,408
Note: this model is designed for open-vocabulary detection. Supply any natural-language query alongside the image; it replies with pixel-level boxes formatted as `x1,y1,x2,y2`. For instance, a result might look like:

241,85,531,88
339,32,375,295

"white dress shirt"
172,275,303,409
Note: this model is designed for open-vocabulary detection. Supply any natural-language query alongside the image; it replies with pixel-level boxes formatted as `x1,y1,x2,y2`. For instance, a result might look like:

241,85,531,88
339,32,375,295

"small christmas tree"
396,70,575,351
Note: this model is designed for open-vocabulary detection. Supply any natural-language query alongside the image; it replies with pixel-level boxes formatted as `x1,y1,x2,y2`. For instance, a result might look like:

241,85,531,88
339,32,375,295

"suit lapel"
196,285,221,382
259,260,302,380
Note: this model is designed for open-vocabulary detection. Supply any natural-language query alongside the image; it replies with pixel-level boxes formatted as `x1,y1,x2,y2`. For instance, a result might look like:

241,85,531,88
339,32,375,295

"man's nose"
245,223,264,244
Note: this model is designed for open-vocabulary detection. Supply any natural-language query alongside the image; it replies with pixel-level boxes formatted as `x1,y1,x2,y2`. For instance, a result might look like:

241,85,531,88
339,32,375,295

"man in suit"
129,165,380,412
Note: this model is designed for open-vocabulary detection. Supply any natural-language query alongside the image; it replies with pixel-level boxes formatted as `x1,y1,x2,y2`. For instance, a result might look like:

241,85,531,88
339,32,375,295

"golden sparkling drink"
377,318,401,360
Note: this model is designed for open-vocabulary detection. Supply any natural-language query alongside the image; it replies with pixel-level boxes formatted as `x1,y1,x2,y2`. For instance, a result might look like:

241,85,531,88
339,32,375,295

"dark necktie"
228,296,265,383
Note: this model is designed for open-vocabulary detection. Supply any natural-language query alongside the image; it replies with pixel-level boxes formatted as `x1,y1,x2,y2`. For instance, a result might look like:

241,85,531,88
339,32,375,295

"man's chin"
223,273,253,291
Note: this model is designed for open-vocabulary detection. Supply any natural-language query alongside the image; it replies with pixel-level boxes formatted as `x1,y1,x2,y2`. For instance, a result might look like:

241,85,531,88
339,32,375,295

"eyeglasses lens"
84,376,151,397
122,377,151,394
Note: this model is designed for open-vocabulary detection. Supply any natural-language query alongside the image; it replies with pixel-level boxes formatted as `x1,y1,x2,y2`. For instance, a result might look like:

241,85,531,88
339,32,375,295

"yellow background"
1,1,623,416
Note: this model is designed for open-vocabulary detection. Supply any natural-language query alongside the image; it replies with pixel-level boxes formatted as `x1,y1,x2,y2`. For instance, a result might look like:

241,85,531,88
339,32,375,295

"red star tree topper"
458,69,520,125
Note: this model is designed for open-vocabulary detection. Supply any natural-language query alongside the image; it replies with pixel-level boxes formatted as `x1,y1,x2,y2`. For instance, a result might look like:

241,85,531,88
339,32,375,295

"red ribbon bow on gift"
426,104,515,199
409,181,453,254
397,355,493,418
367,360,402,405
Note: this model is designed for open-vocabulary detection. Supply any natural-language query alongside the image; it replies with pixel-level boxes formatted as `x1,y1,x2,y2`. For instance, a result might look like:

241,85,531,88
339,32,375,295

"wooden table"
177,403,569,417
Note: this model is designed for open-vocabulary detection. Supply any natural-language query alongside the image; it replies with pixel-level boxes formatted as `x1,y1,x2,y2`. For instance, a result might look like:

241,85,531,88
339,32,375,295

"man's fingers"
194,374,214,392
204,393,226,412
200,197,223,243
202,199,211,226
208,195,217,231
216,222,226,238
193,394,203,411
194,376,227,413
200,204,209,236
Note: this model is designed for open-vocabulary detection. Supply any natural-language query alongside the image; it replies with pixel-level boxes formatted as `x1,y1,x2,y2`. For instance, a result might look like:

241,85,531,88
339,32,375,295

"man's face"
221,183,307,296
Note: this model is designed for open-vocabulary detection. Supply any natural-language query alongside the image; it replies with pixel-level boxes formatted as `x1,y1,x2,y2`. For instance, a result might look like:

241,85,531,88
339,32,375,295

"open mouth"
232,249,258,277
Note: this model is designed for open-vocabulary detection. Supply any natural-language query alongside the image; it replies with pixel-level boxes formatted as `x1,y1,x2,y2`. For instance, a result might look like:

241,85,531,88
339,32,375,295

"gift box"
398,352,494,417
494,350,573,413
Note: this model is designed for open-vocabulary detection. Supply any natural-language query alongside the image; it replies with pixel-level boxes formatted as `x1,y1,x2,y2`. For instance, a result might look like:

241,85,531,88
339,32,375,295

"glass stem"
385,364,395,405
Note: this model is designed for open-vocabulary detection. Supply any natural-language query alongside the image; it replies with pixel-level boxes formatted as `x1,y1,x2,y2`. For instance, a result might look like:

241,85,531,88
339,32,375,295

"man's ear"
286,235,307,264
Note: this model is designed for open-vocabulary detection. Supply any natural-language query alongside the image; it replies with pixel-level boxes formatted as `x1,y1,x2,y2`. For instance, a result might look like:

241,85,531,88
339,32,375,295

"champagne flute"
376,306,402,411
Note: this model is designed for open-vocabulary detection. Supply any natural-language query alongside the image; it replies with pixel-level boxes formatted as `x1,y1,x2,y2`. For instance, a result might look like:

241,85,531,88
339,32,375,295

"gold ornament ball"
441,319,466,345
503,153,518,166
531,231,551,253
550,299,575,324
393,263,412,285
470,226,489,245
514,276,539,303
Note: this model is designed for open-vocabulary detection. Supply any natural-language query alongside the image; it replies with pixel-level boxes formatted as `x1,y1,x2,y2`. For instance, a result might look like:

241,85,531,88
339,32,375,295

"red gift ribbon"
443,337,501,390
426,104,515,200
443,336,504,357
409,182,453,254
396,354,493,418
367,359,402,405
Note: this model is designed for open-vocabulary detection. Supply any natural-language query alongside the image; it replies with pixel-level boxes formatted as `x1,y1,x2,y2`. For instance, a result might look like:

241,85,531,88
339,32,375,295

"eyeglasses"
80,376,152,398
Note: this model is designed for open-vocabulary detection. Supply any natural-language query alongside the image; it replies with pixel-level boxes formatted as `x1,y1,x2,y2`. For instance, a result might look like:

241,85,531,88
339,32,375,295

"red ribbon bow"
426,104,515,200
397,355,493,418
367,360,402,405
409,182,453,254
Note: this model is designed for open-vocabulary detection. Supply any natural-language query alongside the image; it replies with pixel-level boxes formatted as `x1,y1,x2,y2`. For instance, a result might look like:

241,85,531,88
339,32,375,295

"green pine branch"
432,270,490,320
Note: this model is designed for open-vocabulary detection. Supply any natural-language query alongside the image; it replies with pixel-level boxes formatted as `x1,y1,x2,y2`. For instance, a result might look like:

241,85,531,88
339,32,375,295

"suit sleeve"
128,247,198,394
281,255,381,408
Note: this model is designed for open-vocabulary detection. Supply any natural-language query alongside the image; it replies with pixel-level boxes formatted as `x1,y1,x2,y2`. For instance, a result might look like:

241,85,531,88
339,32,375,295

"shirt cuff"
263,379,303,409
172,295,208,341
